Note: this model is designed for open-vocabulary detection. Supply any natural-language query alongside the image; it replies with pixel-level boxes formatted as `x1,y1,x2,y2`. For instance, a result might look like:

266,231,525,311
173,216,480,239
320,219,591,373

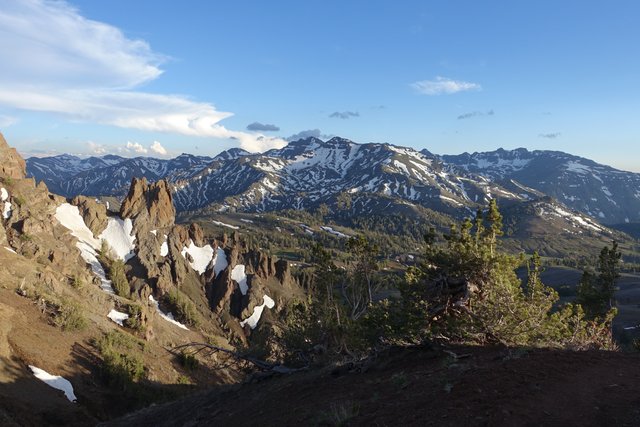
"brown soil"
105,345,640,427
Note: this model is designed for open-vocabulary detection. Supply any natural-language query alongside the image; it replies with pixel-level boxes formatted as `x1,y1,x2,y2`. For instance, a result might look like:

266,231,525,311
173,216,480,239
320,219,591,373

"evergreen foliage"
577,241,622,319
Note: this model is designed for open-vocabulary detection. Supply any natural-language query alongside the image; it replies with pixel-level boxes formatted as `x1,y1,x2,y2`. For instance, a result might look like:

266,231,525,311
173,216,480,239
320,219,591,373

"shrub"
123,304,144,332
177,352,199,371
163,290,199,326
95,331,146,390
108,259,130,298
54,299,87,331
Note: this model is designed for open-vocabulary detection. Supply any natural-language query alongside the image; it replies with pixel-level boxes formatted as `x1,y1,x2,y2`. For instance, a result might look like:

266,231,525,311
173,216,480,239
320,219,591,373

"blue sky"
0,1,639,171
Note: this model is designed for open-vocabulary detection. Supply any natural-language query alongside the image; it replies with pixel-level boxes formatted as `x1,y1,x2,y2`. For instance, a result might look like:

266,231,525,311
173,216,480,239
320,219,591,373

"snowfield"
240,295,275,329
98,217,136,261
29,365,77,402
181,240,214,274
54,203,114,293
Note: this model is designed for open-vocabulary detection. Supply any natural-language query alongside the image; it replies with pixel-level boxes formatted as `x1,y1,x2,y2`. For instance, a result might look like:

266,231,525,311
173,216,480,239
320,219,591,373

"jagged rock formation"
71,195,109,236
120,177,175,233
0,133,26,179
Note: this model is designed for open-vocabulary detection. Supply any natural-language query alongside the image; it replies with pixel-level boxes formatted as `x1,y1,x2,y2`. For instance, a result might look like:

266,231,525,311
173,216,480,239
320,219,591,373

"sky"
0,0,639,172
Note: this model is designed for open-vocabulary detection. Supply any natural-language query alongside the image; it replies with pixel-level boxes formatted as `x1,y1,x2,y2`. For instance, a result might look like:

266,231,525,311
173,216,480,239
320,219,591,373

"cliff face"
120,177,175,232
0,133,26,180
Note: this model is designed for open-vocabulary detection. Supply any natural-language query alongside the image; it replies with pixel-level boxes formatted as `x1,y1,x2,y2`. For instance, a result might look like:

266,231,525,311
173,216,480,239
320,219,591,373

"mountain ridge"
25,137,640,224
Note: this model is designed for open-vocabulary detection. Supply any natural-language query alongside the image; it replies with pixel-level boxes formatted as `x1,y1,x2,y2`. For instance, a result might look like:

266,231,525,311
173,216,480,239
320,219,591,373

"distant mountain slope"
442,148,640,224
26,138,640,225
173,137,533,215
27,153,214,196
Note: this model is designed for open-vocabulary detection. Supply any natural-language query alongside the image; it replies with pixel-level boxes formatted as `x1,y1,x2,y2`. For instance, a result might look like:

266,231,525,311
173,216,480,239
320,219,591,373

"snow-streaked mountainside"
26,138,640,224
442,148,640,224
27,153,215,196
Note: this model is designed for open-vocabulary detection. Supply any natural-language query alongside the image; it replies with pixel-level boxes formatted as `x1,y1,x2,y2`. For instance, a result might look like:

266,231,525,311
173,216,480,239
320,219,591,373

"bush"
95,331,146,390
108,259,130,298
123,304,144,332
54,298,87,331
163,290,199,326
177,352,199,371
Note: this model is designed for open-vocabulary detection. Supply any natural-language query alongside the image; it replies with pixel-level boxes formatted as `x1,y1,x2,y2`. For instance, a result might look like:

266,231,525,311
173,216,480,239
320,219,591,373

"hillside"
0,133,305,424
105,345,640,427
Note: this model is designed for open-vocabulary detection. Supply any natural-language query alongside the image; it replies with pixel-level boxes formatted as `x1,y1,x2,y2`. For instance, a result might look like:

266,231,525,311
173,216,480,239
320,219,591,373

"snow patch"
160,235,168,257
107,309,129,326
181,240,214,274
240,295,276,329
98,218,136,261
150,229,157,236
212,220,239,230
29,366,77,402
321,226,349,238
231,264,248,294
1,187,11,219
4,246,16,254
148,295,189,330
213,247,228,276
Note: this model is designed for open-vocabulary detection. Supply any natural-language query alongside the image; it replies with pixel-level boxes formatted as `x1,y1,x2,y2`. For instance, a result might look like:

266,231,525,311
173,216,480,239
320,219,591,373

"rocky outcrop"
0,132,26,179
120,177,175,232
71,196,108,236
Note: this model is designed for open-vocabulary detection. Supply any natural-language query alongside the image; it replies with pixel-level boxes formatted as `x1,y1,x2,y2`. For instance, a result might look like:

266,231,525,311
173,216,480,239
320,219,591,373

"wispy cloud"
539,132,561,139
0,115,18,128
246,122,280,132
329,111,360,119
286,129,333,142
457,109,494,120
0,0,285,153
87,141,107,155
411,76,481,95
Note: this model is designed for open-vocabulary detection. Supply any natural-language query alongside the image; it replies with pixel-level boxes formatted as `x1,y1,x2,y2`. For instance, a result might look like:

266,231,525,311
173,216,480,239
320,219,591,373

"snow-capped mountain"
172,137,533,215
25,138,640,225
27,153,214,197
442,148,640,224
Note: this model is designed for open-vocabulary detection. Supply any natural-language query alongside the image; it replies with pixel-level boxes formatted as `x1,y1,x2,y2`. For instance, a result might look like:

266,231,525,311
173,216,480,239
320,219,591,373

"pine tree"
577,241,621,318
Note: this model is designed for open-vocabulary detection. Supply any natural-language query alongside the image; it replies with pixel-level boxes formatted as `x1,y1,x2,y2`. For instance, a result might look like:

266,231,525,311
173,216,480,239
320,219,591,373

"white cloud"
125,141,148,154
87,141,106,155
411,76,481,95
150,141,168,156
0,0,285,153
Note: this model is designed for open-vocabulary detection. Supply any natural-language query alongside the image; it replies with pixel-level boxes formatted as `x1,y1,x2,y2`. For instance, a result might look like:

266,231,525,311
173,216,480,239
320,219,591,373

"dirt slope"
104,345,640,427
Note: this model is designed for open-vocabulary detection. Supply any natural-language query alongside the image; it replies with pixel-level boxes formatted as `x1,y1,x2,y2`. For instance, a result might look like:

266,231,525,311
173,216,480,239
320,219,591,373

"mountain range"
26,137,640,225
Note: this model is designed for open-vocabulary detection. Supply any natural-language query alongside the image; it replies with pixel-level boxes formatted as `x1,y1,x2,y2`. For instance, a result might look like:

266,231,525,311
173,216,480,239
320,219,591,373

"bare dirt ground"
105,344,640,427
